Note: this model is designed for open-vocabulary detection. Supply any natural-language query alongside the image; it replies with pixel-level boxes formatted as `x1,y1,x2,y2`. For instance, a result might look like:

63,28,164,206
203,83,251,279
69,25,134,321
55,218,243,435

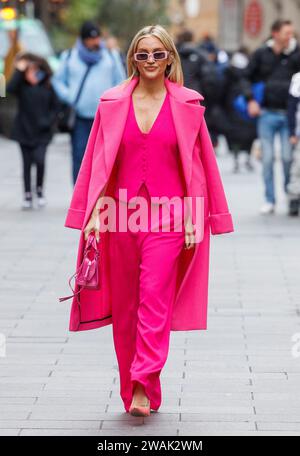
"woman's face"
133,35,173,81
25,63,39,85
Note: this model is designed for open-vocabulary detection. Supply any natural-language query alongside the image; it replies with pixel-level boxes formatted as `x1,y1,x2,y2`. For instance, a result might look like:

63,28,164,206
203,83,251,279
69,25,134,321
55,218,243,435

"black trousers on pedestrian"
20,143,47,194
70,116,94,185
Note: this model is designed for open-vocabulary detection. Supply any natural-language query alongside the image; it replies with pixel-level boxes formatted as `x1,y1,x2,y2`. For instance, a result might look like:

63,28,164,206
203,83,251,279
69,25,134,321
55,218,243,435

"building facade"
168,0,300,51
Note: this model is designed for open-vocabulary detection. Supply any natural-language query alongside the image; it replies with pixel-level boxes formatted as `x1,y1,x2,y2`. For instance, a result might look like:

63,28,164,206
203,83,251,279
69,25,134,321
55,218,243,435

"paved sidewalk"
0,134,300,436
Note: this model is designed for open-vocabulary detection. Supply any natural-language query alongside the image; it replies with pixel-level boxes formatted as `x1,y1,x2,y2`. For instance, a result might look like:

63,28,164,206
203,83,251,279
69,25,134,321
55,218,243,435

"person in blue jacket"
52,21,126,184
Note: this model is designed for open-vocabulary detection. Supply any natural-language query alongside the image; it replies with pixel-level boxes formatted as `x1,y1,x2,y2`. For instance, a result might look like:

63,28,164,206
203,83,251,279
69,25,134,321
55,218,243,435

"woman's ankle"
133,381,148,400
24,191,32,200
36,186,44,197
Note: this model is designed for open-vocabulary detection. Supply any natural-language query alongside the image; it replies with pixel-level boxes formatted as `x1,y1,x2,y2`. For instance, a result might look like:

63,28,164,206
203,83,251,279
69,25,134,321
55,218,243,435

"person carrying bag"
56,49,92,133
51,21,126,184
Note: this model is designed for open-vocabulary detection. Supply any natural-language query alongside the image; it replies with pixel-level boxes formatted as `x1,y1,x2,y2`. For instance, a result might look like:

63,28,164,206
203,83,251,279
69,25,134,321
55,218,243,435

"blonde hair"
125,24,184,85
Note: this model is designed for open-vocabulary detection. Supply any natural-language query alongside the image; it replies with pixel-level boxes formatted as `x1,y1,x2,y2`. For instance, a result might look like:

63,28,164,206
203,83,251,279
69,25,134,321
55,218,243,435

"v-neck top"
132,91,168,135
114,92,186,202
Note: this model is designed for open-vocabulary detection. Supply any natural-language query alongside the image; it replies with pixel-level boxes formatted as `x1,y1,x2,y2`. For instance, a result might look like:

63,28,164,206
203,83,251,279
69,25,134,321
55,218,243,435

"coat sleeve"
64,104,101,230
51,49,72,105
6,69,24,95
199,116,234,235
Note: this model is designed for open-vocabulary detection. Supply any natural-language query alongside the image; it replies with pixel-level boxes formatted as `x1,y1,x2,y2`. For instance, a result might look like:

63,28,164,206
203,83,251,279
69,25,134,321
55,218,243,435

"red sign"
244,0,263,37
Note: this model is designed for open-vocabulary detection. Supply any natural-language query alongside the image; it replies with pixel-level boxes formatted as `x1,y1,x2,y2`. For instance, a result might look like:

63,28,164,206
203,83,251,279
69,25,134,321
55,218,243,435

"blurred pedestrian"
176,29,207,93
52,21,126,185
196,37,229,147
287,72,300,215
221,48,257,173
242,20,300,214
199,34,229,71
177,33,228,147
6,53,60,210
105,35,127,69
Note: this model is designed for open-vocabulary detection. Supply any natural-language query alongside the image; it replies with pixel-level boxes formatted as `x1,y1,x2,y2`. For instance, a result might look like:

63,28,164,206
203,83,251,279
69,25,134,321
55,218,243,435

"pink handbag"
59,233,100,303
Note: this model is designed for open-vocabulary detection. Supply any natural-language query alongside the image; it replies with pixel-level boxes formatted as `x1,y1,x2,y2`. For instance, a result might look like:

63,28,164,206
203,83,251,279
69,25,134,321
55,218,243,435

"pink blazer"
63,75,234,333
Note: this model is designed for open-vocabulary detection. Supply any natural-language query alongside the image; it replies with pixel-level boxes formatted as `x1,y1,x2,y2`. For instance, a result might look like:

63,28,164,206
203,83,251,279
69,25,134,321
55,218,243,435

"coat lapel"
99,75,206,188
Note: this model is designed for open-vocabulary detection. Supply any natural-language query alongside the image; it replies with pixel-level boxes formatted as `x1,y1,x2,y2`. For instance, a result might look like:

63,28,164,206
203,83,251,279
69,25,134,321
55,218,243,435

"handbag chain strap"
59,239,99,302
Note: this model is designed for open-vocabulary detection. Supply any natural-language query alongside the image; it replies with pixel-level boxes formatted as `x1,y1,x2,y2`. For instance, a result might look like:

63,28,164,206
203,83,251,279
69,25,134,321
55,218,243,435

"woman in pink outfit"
62,25,234,417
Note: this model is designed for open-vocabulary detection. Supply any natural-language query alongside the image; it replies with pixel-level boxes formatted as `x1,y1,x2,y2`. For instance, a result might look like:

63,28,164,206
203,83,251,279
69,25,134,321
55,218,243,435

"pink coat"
63,75,234,332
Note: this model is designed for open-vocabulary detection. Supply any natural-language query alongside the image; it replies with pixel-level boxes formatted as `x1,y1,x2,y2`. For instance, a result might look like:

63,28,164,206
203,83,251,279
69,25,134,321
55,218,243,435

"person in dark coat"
176,31,228,147
196,38,229,147
7,52,60,210
176,30,207,94
221,48,257,172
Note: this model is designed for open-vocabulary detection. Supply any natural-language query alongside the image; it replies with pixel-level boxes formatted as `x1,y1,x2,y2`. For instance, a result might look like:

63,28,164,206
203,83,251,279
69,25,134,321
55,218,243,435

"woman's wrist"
92,207,100,217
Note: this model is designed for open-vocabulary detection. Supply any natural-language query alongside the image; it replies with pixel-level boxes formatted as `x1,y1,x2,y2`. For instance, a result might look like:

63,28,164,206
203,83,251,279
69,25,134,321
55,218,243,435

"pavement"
0,133,300,436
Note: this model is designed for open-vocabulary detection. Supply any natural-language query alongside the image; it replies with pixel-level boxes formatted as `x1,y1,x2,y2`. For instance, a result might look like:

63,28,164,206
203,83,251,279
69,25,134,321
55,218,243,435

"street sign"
244,0,263,37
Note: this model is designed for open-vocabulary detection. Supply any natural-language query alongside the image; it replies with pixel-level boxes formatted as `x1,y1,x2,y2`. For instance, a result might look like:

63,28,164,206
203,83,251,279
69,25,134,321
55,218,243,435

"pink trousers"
108,183,185,412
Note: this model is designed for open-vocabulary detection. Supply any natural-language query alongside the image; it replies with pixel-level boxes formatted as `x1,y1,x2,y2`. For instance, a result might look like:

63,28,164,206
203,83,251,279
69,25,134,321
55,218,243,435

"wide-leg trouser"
108,183,185,412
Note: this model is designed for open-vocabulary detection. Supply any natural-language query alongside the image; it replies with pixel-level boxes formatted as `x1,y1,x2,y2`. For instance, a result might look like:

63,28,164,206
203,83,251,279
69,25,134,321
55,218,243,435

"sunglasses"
134,51,170,61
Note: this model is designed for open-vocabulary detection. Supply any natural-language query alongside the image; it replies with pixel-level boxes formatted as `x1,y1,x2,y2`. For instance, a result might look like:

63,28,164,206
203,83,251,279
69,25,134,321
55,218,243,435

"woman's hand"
15,58,28,72
84,209,101,242
83,187,108,242
290,135,298,145
247,100,261,118
184,215,196,249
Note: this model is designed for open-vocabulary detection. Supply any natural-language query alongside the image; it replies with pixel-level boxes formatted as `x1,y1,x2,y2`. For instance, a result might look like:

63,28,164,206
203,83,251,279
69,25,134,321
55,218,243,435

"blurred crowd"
3,19,300,217
176,20,300,217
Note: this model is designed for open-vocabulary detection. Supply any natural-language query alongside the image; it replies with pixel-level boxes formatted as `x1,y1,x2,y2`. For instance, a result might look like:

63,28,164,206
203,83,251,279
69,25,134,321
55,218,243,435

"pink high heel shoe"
129,396,151,417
